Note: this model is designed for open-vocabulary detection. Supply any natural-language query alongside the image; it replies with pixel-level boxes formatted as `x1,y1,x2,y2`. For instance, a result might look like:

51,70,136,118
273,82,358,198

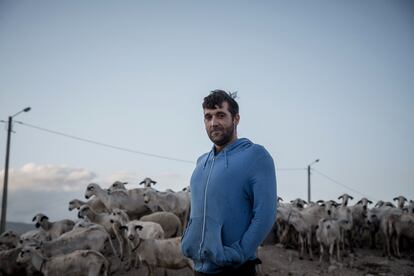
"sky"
0,0,413,224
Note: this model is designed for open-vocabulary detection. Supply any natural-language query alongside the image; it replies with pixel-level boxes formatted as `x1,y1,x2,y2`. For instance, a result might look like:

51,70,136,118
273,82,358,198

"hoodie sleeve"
227,150,277,262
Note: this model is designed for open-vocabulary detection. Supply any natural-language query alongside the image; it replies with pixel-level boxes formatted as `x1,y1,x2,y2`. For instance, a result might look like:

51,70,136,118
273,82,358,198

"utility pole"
1,107,31,233
0,117,12,233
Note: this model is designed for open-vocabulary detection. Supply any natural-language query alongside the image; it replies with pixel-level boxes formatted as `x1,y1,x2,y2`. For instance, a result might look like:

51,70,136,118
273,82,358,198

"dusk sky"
1,0,413,223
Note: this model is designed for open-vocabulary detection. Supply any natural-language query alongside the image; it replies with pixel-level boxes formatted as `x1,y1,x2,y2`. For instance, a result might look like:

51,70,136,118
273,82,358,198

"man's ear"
234,114,240,126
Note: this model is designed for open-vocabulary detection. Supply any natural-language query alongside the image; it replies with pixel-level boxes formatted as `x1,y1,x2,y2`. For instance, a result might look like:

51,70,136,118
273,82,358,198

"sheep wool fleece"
181,138,277,274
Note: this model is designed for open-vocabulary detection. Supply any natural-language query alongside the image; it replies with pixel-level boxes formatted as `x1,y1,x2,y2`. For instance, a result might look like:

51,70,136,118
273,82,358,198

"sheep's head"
393,196,408,208
0,230,18,246
17,246,41,264
143,193,151,204
68,199,80,211
85,183,98,199
139,177,156,188
109,208,127,224
356,197,373,210
338,193,353,206
32,214,49,228
77,205,90,219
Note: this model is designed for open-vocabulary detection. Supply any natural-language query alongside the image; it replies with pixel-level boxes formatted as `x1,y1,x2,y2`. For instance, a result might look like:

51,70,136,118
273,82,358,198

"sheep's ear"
43,216,49,221
338,195,343,200
357,200,362,204
32,216,36,222
152,181,157,184
139,181,144,185
303,200,308,204
316,200,324,204
368,200,373,204
403,196,408,201
136,225,143,231
119,225,127,231
349,195,354,200
393,197,398,201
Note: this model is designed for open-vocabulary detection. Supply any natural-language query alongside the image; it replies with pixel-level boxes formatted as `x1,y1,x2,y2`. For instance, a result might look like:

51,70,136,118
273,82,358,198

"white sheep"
140,211,183,238
17,246,109,276
77,205,114,238
0,230,19,250
127,224,193,275
85,183,150,219
32,213,74,240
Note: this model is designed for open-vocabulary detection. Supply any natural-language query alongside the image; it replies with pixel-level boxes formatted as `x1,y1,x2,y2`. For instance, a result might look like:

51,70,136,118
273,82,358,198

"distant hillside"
6,221,35,235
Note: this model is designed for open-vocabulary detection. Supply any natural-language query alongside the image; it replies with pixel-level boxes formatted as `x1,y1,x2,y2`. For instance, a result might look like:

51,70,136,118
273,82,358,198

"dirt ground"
112,244,414,276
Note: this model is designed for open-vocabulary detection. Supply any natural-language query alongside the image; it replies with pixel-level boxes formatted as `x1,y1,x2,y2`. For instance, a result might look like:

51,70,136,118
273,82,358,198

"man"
181,90,277,275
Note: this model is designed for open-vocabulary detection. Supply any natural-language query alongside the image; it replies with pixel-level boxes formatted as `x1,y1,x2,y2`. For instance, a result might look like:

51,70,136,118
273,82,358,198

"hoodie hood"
203,138,252,169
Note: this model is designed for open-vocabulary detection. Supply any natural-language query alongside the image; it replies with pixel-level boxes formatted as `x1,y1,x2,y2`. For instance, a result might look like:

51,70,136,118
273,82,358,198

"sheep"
143,188,190,229
277,205,321,260
349,197,373,247
85,183,151,219
17,246,109,276
68,197,108,213
119,221,165,269
393,196,408,209
109,181,128,190
32,213,74,240
33,226,117,259
375,200,396,208
335,202,354,254
391,211,414,257
0,247,27,276
108,208,131,262
366,205,402,255
316,218,343,264
77,205,114,237
290,198,307,209
0,230,19,250
126,224,193,275
406,200,414,214
18,229,49,247
139,211,183,238
139,177,157,188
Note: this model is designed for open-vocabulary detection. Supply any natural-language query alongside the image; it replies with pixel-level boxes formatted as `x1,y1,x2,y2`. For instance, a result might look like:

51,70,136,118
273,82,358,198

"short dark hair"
202,90,239,117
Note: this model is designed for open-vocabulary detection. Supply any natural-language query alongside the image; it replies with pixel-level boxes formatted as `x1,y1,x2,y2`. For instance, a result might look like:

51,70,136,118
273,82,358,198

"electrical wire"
312,168,378,202
14,121,196,164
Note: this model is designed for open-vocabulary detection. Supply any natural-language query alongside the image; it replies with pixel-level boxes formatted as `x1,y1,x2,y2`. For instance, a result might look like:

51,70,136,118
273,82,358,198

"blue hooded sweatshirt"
181,138,277,273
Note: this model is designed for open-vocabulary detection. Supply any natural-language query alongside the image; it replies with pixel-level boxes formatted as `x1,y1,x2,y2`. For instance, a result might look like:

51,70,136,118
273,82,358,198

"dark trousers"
194,259,259,276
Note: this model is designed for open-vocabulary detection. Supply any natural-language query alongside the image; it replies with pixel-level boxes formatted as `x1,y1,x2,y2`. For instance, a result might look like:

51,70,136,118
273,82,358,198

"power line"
14,121,196,165
311,168,378,202
5,120,320,172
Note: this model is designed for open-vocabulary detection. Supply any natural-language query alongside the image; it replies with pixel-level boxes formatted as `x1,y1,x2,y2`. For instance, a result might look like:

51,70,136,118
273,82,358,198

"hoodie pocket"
181,216,243,266
181,217,201,261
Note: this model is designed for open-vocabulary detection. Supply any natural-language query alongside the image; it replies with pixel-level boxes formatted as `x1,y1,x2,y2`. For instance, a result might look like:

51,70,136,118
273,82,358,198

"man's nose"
209,117,217,127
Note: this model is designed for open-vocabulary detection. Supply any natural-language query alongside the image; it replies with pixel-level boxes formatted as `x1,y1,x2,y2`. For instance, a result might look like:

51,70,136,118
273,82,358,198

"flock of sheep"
275,194,414,264
1,177,413,276
0,177,192,276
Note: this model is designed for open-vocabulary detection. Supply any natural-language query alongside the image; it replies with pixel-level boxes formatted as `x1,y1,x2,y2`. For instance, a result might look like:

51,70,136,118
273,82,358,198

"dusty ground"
111,244,414,276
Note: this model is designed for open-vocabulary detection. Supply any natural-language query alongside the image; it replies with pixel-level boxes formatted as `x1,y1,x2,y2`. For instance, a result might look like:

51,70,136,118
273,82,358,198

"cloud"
0,163,97,223
0,164,190,223
0,163,97,192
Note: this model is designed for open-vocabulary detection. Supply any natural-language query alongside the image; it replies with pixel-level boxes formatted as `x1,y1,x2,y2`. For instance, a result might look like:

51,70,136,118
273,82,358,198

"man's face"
203,101,239,147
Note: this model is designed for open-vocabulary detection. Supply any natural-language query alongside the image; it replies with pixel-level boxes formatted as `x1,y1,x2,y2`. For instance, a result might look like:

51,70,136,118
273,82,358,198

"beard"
206,123,235,147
